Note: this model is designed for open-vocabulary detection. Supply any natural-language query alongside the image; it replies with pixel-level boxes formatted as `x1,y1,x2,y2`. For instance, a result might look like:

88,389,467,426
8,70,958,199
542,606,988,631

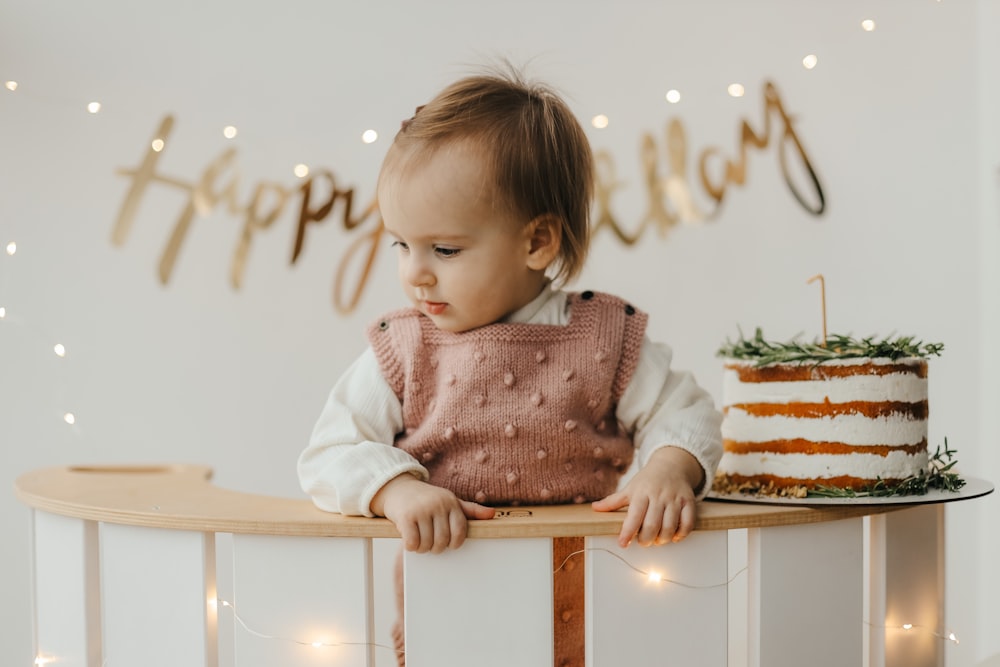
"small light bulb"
5,81,18,92
948,632,958,643
0,306,6,319
647,571,663,583
6,241,16,255
294,164,310,178
221,600,231,607
87,101,102,114
591,114,609,129
665,89,681,104
312,641,323,648
223,125,238,139
54,343,66,357
63,412,76,425
862,19,876,31
151,138,165,152
902,623,913,630
362,129,378,144
802,54,818,70
727,83,745,98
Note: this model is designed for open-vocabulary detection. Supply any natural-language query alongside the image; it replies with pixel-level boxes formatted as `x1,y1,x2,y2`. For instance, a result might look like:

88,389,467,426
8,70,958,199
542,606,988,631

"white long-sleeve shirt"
298,286,723,516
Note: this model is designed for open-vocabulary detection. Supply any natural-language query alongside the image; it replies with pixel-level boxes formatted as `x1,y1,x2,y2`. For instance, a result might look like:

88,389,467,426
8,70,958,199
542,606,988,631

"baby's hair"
390,63,593,284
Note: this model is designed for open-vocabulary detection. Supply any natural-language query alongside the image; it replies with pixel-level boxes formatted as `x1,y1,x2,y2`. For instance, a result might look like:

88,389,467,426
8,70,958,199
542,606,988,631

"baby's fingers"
398,519,423,552
670,499,697,543
619,497,650,548
651,502,679,546
446,508,469,551
591,491,628,513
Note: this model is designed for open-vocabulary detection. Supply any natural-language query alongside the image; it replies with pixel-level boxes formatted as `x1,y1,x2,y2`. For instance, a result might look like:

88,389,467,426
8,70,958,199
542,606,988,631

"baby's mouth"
424,301,447,315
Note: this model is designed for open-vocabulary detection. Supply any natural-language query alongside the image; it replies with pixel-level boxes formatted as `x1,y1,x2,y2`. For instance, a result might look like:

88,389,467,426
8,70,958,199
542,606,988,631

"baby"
298,65,722,661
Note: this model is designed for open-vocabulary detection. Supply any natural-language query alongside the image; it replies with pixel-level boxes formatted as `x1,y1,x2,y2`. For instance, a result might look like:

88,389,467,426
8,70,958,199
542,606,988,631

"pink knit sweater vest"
366,291,648,506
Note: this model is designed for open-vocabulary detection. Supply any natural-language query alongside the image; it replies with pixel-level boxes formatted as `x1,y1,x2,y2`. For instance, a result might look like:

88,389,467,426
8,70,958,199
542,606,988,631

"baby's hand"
371,474,495,553
592,446,703,548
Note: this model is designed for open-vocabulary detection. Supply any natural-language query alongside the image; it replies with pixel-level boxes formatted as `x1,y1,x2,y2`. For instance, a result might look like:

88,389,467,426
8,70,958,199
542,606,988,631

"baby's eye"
391,240,409,252
434,246,461,258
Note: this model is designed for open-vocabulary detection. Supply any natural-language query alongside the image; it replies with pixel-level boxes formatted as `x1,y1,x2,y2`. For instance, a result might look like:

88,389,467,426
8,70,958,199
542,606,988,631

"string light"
26,548,954,662
555,547,747,590
862,19,876,31
4,81,17,92
665,89,681,104
727,83,746,98
63,412,76,425
802,54,818,70
87,102,102,114
558,549,962,645
223,125,238,139
151,138,165,152
53,343,66,358
0,306,6,319
591,114,609,129
361,129,378,144
866,620,959,644
216,597,401,655
293,163,309,178
6,241,16,256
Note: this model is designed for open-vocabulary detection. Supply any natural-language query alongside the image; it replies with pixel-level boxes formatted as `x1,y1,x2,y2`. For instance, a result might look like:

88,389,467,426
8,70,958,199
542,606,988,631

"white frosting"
719,358,929,483
719,450,929,480
722,369,927,405
721,411,926,446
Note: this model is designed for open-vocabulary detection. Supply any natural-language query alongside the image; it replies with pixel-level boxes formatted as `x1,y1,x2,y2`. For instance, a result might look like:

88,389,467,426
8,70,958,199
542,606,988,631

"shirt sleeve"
616,337,723,499
297,347,429,516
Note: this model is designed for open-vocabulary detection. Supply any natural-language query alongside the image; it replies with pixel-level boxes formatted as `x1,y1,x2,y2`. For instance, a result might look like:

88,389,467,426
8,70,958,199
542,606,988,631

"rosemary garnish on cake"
717,327,944,366
808,441,966,498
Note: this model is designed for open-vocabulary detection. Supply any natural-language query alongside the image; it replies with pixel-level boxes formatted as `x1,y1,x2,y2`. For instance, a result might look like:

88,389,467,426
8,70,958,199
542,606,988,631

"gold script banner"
111,80,824,313
111,115,384,313
593,80,825,244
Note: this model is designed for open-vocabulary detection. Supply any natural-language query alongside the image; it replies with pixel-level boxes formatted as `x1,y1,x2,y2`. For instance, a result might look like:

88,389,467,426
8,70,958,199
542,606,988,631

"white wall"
1,1,995,664
976,0,1000,664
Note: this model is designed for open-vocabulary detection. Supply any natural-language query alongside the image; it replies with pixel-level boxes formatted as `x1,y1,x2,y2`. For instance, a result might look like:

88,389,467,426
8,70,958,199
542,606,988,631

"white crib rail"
16,464,943,667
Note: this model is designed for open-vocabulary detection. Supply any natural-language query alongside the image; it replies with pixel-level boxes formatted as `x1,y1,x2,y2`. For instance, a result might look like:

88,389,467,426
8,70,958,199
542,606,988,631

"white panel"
586,532,728,667
869,515,887,667
729,528,750,667
100,523,216,667
372,538,402,667
404,538,552,667
878,505,945,667
230,535,374,667
33,511,101,666
749,518,864,667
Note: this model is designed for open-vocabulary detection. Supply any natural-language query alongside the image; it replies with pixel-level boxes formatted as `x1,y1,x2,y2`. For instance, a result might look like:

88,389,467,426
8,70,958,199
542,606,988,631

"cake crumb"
712,475,810,498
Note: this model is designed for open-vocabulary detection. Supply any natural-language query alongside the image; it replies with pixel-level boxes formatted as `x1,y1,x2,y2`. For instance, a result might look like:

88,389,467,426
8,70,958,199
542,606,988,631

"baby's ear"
525,214,562,271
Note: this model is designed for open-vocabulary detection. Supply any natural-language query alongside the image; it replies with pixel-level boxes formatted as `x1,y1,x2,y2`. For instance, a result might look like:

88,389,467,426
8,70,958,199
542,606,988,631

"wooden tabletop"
14,464,907,538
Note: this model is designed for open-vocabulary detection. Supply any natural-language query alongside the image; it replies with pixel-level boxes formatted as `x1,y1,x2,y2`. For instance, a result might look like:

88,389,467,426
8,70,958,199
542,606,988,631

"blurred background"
2,1,997,664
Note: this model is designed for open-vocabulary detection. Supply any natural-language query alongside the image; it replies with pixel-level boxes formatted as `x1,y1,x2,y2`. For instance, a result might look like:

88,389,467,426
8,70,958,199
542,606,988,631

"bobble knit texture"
367,292,648,505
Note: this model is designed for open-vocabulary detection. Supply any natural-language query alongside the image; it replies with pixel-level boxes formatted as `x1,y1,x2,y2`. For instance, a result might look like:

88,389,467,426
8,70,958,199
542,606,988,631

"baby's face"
378,141,545,332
